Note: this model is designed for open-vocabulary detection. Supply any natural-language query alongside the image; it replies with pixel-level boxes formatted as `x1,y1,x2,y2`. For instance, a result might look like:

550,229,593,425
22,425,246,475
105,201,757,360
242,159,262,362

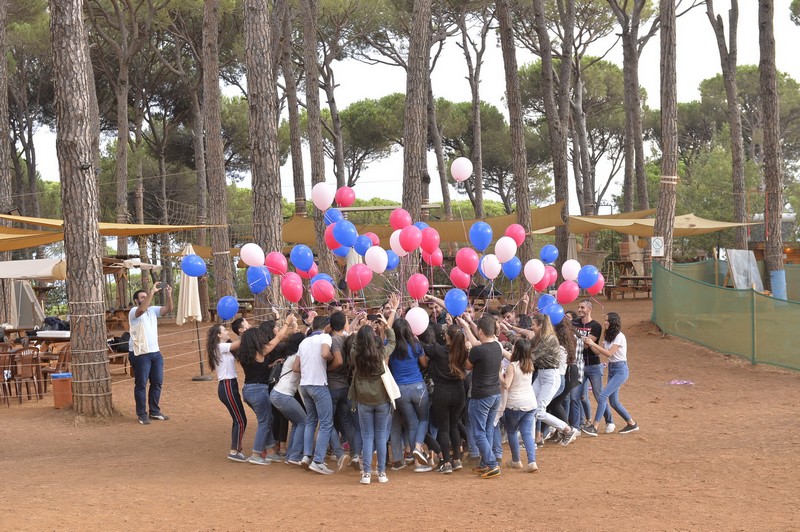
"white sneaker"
247,454,271,466
300,456,312,469
526,462,539,473
377,472,389,483
542,426,556,441
360,472,371,485
605,423,617,434
337,454,351,471
309,461,335,475
506,460,523,469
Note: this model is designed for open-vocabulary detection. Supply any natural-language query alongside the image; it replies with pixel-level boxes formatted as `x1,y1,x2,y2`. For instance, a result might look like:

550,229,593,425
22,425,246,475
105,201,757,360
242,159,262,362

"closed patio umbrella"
176,244,211,381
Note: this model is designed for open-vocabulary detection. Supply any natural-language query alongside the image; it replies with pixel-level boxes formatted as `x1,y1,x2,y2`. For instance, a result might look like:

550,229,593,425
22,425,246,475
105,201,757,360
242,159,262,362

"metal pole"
192,319,212,381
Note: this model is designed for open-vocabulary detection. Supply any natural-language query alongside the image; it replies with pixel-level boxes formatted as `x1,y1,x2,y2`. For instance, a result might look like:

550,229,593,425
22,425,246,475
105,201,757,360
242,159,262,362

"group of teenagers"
206,293,639,484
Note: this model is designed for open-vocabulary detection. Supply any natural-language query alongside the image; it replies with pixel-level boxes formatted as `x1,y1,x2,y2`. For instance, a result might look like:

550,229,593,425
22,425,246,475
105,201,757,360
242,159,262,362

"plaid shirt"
573,335,585,382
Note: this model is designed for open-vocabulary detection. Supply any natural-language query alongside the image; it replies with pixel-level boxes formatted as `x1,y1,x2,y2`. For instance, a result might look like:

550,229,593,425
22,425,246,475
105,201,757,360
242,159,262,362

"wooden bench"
605,275,652,299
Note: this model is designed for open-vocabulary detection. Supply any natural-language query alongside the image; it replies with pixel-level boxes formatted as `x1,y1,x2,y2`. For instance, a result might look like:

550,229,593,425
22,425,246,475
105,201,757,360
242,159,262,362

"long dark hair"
206,324,224,371
237,328,267,366
392,318,420,360
511,338,534,374
258,320,277,343
604,312,622,343
554,319,578,365
445,324,467,380
354,325,383,376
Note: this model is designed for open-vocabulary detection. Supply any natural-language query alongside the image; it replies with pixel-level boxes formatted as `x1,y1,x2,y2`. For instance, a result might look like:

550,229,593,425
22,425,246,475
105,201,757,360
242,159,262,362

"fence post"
750,288,756,365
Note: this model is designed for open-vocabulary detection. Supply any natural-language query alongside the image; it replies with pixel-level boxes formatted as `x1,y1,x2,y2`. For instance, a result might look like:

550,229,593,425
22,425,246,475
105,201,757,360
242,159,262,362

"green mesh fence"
652,262,800,371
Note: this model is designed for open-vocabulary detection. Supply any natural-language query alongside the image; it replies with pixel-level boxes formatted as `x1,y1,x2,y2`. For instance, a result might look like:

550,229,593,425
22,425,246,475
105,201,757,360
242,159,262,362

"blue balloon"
332,220,358,248
180,254,207,277
324,208,343,226
354,235,373,256
332,246,351,258
502,256,522,280
537,293,556,310
539,244,559,264
385,250,400,271
310,273,334,286
289,244,314,272
469,221,493,252
541,303,564,325
413,221,430,231
477,255,488,279
444,288,468,317
216,296,239,321
246,266,271,294
577,265,600,289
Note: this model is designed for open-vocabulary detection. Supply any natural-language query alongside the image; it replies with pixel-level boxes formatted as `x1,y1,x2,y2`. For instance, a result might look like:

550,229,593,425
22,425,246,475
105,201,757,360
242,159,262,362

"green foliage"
792,0,800,25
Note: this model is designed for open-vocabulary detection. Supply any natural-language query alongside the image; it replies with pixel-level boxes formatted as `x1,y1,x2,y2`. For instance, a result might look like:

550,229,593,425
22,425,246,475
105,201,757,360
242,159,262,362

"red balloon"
324,223,339,250
335,186,356,207
455,247,479,275
504,224,527,247
407,273,430,300
420,228,441,254
545,265,558,286
587,273,605,296
422,248,443,267
346,263,373,292
363,232,380,247
389,208,412,231
297,262,318,280
283,271,302,285
310,279,335,302
556,280,580,304
265,251,288,276
281,279,303,303
533,276,550,292
399,225,423,252
449,266,471,289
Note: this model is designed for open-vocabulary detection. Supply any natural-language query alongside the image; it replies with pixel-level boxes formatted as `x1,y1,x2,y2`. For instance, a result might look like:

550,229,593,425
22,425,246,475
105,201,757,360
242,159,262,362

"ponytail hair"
206,324,224,371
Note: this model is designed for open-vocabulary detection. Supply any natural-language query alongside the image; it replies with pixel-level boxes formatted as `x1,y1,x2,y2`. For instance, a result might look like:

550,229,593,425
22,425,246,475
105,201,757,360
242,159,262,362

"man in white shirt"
128,282,173,425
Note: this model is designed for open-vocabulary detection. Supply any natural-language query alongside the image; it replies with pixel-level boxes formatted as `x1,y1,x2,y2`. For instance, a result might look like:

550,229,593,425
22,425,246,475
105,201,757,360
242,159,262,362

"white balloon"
240,242,265,267
561,259,581,282
524,259,545,285
311,182,335,211
450,157,473,182
389,229,408,257
494,236,518,263
481,254,502,280
405,307,429,336
364,246,388,274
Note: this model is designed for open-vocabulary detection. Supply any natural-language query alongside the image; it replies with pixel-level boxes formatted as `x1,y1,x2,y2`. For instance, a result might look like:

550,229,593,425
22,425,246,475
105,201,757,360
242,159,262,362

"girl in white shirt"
207,324,247,462
582,312,639,436
499,338,539,472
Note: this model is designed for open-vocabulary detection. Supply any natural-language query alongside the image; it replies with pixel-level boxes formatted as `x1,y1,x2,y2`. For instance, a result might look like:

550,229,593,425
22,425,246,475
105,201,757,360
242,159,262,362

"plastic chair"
42,343,71,394
0,353,13,407
12,347,40,403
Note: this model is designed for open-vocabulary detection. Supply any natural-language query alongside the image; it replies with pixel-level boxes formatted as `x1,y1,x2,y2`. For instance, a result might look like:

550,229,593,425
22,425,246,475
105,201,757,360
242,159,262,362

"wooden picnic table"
605,275,653,300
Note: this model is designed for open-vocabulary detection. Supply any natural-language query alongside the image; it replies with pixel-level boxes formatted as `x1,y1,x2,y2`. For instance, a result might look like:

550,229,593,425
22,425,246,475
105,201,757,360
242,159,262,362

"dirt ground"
2,297,799,531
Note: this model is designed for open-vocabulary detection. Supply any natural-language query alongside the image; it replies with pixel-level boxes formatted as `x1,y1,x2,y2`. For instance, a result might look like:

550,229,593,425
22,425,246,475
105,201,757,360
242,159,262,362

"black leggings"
549,369,581,423
430,381,465,464
218,378,247,452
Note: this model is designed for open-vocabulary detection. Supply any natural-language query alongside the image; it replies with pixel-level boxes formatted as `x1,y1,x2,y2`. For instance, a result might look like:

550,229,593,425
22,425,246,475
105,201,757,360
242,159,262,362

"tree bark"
281,3,307,218
50,0,114,415
427,80,451,219
0,0,13,323
190,92,210,321
654,0,678,270
203,0,235,300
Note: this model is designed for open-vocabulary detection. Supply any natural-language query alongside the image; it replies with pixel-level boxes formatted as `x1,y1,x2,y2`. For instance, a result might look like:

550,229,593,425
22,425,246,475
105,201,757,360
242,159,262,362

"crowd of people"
198,293,640,483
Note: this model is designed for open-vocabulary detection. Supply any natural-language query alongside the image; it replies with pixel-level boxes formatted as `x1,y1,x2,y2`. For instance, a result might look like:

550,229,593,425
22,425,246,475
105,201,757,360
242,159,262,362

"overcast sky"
33,1,800,215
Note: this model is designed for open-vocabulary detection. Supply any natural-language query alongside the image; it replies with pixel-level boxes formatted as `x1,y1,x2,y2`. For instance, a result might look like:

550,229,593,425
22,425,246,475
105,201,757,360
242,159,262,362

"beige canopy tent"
0,213,220,237
0,228,63,252
0,258,67,282
533,212,760,237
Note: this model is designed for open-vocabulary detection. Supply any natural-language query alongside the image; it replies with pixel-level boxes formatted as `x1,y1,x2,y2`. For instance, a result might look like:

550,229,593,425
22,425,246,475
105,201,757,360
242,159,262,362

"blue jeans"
504,409,536,464
358,402,392,474
129,351,164,419
331,387,358,457
242,383,275,453
594,362,632,424
300,385,334,463
582,364,613,424
468,394,500,468
390,381,429,460
465,398,479,458
270,390,307,462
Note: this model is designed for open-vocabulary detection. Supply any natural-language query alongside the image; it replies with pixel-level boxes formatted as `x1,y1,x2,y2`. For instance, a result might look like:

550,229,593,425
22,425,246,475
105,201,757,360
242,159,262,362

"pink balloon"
420,228,440,254
524,259,545,285
545,265,558,286
455,247,479,275
363,232,380,247
450,266,471,289
399,225,423,252
311,183,335,211
587,273,606,296
450,157,473,182
310,279,335,303
389,208,412,231
281,279,303,303
265,251,288,276
324,224,339,250
297,262,318,280
533,276,550,292
346,263,373,292
406,273,430,300
365,246,389,273
421,248,443,267
405,307,429,336
335,186,356,207
556,280,580,304
240,243,265,267
283,271,302,285
389,229,408,257
504,224,526,247
494,236,518,264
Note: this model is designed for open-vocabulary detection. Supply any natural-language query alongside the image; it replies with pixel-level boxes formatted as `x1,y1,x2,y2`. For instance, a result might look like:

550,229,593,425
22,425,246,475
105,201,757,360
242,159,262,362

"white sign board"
651,237,664,258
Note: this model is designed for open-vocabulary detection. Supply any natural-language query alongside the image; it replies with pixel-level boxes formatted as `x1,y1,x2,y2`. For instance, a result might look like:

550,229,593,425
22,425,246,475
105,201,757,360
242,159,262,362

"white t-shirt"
297,332,332,386
604,332,627,363
216,342,238,381
557,345,568,376
505,361,537,411
272,353,301,396
128,306,162,355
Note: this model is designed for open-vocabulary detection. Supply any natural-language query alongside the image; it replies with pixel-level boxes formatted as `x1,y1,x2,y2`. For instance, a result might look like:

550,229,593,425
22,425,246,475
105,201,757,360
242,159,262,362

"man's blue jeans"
582,364,612,424
129,351,164,419
468,394,501,468
300,385,334,463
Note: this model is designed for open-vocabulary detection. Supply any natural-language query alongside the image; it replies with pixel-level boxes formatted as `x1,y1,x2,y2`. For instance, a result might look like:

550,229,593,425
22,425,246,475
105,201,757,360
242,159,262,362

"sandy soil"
2,298,799,531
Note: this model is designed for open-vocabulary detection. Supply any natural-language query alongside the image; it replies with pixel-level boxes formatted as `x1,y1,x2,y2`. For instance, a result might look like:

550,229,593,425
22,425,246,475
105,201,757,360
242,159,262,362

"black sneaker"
480,465,501,479
149,413,170,421
618,423,639,434
138,416,150,425
390,460,406,471
437,462,453,474
582,425,598,437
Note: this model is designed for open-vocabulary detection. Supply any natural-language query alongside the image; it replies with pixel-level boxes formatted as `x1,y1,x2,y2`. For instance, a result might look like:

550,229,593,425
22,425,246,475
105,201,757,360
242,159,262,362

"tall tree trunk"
621,35,637,212
114,75,130,254
189,92,210,320
497,0,532,266
759,0,785,298
245,0,283,319
707,0,748,250
50,0,113,415
322,71,346,190
203,0,235,301
427,80,451,219
0,0,13,324
654,0,678,270
281,3,306,217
